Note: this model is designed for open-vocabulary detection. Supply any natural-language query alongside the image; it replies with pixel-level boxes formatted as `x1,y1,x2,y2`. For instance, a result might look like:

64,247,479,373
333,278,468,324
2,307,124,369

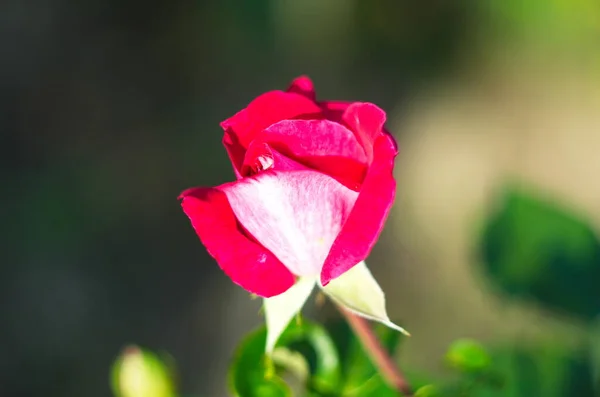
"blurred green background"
2,0,600,396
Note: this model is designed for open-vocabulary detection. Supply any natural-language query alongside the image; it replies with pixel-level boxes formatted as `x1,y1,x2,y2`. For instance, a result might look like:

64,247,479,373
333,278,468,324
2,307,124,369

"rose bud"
180,76,407,352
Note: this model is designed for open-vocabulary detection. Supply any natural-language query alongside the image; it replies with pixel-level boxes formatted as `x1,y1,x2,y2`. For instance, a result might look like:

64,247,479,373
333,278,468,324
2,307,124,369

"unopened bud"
111,346,175,397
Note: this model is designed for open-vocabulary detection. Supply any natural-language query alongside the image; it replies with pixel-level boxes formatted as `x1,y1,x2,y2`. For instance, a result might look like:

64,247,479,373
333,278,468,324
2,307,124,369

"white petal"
223,170,358,276
264,277,316,353
320,261,409,335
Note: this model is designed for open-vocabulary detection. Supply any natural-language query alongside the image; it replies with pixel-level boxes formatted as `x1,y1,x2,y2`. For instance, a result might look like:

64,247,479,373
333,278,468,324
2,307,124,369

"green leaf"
446,339,492,374
479,186,600,320
466,343,595,397
228,327,292,397
320,261,409,336
228,319,342,397
277,319,342,394
414,385,441,397
326,320,407,396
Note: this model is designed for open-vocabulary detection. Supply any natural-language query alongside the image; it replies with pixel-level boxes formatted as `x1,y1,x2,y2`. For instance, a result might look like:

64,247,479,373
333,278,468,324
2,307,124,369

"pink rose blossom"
180,77,405,351
180,76,398,296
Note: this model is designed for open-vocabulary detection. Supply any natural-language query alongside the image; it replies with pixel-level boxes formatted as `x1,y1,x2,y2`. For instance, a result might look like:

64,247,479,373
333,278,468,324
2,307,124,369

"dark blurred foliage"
480,186,600,321
3,0,600,396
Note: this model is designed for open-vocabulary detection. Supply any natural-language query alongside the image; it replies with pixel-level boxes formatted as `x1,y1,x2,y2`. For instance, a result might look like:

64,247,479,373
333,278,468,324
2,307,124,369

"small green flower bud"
445,338,491,373
111,346,175,397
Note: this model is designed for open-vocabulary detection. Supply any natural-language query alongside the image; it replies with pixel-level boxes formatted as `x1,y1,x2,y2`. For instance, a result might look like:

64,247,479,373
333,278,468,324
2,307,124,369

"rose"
180,76,406,351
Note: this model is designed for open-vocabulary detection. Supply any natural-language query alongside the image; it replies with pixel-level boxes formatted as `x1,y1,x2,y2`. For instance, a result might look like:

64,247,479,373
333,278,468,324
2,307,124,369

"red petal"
320,133,398,286
286,76,316,101
341,102,391,162
261,119,367,163
220,91,322,176
220,170,359,277
241,141,309,176
180,187,295,297
256,119,368,189
222,130,245,179
320,100,351,123
293,155,367,191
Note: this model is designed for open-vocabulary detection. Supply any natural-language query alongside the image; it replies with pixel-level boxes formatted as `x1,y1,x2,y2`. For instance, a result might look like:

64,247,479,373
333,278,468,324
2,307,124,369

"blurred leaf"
228,319,341,397
484,0,600,47
414,385,441,397
111,346,176,397
479,186,600,320
469,343,596,397
446,339,492,374
271,348,310,385
277,319,342,394
228,327,292,397
326,319,408,396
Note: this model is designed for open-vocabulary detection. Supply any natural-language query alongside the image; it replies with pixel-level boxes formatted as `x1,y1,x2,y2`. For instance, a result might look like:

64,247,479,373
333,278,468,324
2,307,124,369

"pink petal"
320,133,398,286
286,76,316,101
341,102,390,162
260,119,368,164
242,138,366,191
179,187,295,297
221,170,359,277
241,141,310,176
256,119,369,190
220,91,322,176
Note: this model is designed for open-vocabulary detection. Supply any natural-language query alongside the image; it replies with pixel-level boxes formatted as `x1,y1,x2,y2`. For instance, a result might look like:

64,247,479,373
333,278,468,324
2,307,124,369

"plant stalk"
338,306,413,396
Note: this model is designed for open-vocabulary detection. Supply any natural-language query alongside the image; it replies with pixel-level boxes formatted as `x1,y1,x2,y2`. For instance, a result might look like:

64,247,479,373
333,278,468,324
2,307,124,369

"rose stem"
338,306,413,396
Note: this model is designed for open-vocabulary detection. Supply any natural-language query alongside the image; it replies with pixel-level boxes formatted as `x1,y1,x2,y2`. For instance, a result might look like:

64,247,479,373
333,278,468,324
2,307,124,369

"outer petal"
179,187,295,297
320,261,408,335
223,130,245,179
220,91,322,175
221,170,359,277
320,133,398,286
341,102,390,162
264,277,316,353
286,76,316,101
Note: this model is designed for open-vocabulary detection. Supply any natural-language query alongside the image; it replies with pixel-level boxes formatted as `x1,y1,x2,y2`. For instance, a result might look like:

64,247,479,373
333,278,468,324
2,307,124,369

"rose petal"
261,119,367,163
221,170,359,277
320,261,409,335
264,277,316,353
222,130,245,179
255,119,369,189
297,155,367,191
286,76,316,101
320,133,398,285
179,187,295,297
242,138,366,191
319,100,351,123
220,91,323,176
341,102,389,162
241,141,309,176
